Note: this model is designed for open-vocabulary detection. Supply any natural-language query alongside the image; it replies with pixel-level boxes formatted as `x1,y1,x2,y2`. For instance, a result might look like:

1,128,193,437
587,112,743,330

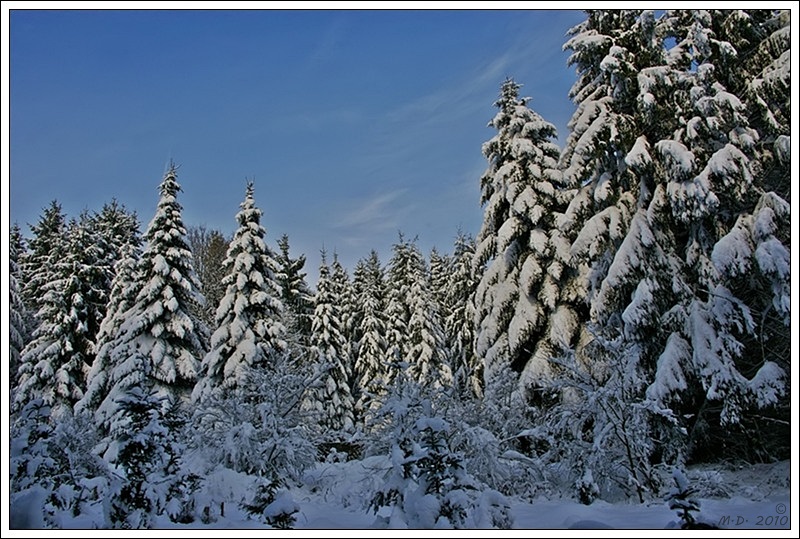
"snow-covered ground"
289,458,792,531
7,456,793,533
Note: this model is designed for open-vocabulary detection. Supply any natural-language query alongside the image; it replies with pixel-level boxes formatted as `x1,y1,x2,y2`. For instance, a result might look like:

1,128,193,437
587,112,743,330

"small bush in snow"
11,400,110,528
243,477,299,529
665,467,717,529
369,386,513,529
575,469,600,505
192,357,317,481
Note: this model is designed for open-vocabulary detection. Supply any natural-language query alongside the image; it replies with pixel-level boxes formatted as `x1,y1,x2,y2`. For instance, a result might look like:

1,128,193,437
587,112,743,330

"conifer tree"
9,240,29,389
473,78,566,399
384,236,450,388
90,199,142,271
10,222,27,260
20,201,67,323
352,251,389,421
406,253,450,389
550,10,789,472
384,237,417,378
275,233,314,347
428,247,451,316
14,215,108,417
444,232,481,398
92,163,207,431
77,241,142,424
11,224,37,357
331,254,357,387
106,386,178,529
193,182,286,400
639,9,789,456
304,251,355,433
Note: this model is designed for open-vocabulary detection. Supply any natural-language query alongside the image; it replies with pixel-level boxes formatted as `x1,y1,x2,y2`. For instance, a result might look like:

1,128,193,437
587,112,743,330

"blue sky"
7,6,586,282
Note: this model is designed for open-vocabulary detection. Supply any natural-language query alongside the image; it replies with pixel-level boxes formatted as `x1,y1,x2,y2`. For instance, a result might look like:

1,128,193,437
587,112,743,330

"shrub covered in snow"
368,382,513,529
192,357,317,481
10,400,110,528
243,477,300,529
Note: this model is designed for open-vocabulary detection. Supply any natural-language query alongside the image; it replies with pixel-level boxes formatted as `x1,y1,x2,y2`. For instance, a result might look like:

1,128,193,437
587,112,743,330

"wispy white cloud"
385,13,578,130
335,188,409,230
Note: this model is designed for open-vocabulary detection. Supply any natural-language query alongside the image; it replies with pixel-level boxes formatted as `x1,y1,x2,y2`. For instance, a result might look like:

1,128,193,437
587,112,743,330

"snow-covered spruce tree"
428,247,451,321
444,232,482,399
693,9,791,460
406,246,451,389
90,198,142,276
87,199,142,320
636,9,789,462
187,225,230,325
517,10,693,502
473,78,567,403
384,234,414,382
664,467,719,528
89,164,208,450
331,254,357,389
192,182,286,400
11,223,38,364
556,10,672,352
387,234,450,388
14,215,109,417
352,251,389,424
558,9,667,344
75,242,141,439
114,163,207,397
9,239,29,389
549,10,789,479
20,200,67,318
303,251,355,435
105,385,177,529
275,233,314,349
10,221,27,263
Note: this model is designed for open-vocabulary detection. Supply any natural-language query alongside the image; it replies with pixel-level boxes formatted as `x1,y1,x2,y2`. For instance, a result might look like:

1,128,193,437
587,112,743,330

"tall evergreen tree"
9,240,29,389
93,163,208,424
20,201,67,323
406,266,450,389
304,251,355,433
11,224,37,358
473,78,566,399
90,199,142,267
443,232,481,398
548,10,789,474
386,235,450,388
386,233,414,383
77,241,142,427
193,182,286,401
556,11,684,470
275,233,314,347
331,254,357,383
352,251,389,421
639,9,790,458
14,215,108,417
428,247,451,315
10,222,27,260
